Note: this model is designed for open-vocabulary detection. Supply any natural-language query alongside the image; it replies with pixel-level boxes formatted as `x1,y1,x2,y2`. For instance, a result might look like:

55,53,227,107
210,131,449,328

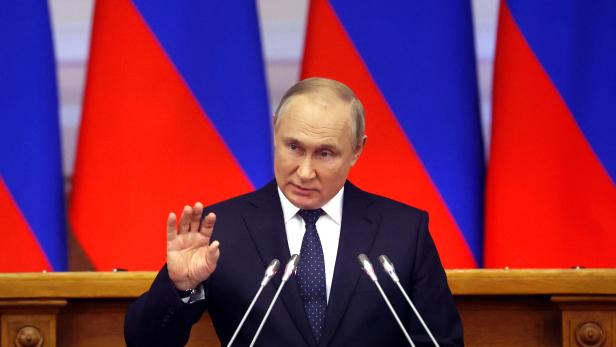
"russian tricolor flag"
302,0,485,268
1,3,68,271
70,1,272,270
485,0,616,267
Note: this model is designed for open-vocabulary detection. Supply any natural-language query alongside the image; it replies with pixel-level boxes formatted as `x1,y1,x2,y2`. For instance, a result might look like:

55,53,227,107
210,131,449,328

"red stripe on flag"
0,179,51,272
70,0,253,270
302,0,476,268
485,3,616,268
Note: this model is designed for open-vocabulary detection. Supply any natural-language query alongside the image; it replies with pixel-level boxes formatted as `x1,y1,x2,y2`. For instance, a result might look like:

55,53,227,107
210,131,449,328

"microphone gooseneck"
357,254,415,347
249,254,300,347
378,255,440,347
226,259,280,347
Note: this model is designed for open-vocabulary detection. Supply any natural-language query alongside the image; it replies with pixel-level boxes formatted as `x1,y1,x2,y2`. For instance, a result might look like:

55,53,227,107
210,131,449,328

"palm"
166,203,220,290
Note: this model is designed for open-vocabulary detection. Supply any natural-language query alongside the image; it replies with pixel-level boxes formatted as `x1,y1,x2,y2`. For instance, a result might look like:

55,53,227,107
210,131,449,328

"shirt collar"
277,185,344,225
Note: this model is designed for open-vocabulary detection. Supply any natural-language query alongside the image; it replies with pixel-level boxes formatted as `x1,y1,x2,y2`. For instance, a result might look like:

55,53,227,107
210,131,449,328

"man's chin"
288,194,322,210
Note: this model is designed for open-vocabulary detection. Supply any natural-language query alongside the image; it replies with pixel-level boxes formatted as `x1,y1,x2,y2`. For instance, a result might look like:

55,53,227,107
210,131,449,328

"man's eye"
320,150,332,157
289,143,298,150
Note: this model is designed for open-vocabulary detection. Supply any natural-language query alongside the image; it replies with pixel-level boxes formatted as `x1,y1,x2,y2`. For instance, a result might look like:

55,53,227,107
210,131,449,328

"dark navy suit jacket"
125,181,463,346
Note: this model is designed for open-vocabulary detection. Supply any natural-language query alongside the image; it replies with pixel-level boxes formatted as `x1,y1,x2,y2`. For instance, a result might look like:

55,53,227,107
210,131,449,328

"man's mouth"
291,183,317,195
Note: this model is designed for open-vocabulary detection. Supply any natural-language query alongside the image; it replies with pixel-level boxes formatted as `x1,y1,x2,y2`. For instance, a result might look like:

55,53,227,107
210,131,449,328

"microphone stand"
379,255,440,347
249,254,300,347
358,254,415,347
227,259,280,347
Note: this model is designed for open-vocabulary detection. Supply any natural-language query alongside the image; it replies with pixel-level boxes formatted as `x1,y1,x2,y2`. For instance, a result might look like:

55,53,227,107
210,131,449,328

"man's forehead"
288,91,347,108
283,93,352,123
276,92,356,146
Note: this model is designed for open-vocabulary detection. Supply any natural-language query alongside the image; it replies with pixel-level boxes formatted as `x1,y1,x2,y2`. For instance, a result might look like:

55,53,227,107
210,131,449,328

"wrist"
176,287,196,299
173,281,198,291
169,275,199,291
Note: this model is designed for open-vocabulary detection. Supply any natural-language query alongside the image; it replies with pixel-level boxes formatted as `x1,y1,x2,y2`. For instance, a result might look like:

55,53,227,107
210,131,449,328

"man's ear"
272,115,278,146
351,135,367,165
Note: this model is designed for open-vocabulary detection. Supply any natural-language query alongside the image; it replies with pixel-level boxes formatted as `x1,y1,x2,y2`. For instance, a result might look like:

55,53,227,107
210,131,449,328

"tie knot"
298,209,324,224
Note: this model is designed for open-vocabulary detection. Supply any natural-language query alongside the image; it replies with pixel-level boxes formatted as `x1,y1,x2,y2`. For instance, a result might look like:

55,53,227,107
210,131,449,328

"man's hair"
273,77,366,147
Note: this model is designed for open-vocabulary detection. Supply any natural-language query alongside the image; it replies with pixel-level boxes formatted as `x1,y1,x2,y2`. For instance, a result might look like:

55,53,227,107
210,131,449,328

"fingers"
178,205,192,234
199,212,217,242
190,202,203,233
173,203,212,237
208,240,221,267
167,213,177,242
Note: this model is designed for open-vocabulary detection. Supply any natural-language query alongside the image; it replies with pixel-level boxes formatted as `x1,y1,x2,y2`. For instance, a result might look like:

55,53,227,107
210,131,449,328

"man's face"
274,94,364,209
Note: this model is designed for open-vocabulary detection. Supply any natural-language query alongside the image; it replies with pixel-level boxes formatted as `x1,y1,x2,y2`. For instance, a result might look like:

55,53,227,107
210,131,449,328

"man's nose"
296,157,316,181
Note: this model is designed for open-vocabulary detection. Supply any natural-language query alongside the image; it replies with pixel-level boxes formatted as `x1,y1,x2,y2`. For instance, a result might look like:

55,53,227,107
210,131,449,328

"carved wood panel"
0,300,66,347
554,296,616,347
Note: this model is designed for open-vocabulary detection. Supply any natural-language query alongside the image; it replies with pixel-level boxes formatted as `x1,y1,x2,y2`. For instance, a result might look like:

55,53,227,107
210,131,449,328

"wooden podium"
1,269,615,346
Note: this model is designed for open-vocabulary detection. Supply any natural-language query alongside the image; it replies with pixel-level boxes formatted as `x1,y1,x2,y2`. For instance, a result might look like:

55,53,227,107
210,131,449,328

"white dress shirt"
278,186,343,302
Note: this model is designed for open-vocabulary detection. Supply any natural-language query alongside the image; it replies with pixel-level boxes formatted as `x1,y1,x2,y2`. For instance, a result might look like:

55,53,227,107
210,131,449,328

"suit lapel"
243,181,316,347
318,182,380,347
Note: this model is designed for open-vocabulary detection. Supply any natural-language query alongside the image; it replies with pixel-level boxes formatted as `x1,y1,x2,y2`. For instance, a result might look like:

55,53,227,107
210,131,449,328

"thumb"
207,241,221,267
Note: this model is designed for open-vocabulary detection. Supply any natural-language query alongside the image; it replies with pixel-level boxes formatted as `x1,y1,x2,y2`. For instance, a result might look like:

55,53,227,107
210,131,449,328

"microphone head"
266,259,280,277
357,253,369,266
261,259,280,286
282,254,300,281
290,254,300,267
378,255,391,267
357,254,378,282
378,254,400,282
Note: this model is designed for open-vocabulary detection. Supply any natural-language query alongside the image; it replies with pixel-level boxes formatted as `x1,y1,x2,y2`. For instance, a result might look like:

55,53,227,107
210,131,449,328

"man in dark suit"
125,78,463,346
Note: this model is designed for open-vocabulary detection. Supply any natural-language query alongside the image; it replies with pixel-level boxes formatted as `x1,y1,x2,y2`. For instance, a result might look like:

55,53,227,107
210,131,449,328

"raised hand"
166,202,220,291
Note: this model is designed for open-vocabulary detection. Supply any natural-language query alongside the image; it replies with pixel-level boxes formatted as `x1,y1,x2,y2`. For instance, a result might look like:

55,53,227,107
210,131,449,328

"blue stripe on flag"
0,2,67,270
131,0,273,189
330,0,485,263
507,0,616,182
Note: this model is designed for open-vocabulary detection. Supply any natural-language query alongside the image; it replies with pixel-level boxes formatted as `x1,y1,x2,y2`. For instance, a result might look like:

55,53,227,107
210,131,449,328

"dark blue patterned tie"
296,209,327,343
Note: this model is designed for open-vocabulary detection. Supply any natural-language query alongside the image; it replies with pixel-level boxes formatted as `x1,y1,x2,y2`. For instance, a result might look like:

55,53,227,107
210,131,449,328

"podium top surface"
0,269,614,299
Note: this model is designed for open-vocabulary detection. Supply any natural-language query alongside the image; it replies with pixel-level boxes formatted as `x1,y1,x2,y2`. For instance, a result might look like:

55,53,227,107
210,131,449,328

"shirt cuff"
180,283,205,304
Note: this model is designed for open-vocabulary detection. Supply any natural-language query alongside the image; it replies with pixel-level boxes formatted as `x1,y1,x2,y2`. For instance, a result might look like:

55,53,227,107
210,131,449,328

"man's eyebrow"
317,144,336,150
281,136,301,143
280,136,338,150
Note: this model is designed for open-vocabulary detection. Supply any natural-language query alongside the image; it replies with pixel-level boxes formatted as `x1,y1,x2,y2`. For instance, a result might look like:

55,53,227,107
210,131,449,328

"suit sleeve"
124,265,208,347
408,211,464,346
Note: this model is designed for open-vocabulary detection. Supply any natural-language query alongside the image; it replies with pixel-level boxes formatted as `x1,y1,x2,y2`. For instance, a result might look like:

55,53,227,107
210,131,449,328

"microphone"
358,254,415,347
226,259,280,347
379,255,440,347
249,254,300,347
